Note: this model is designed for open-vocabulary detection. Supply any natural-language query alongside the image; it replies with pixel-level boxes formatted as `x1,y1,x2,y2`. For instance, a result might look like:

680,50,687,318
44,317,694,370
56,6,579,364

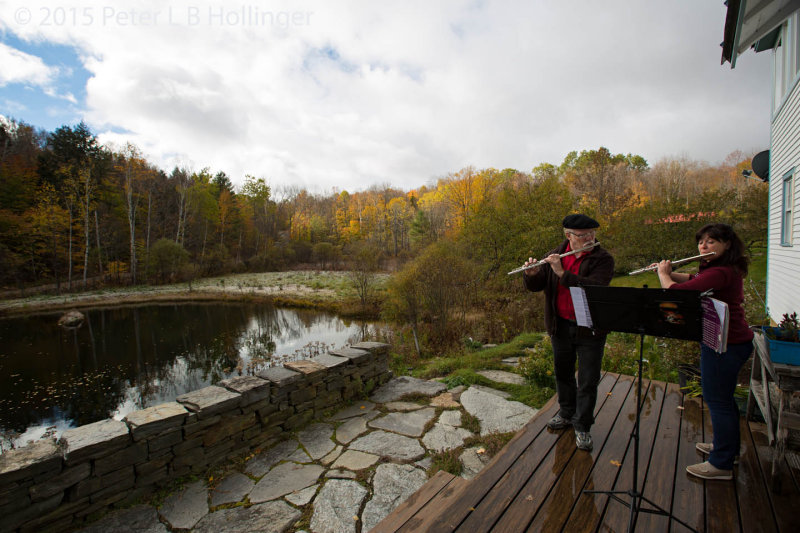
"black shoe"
547,414,572,430
575,430,593,451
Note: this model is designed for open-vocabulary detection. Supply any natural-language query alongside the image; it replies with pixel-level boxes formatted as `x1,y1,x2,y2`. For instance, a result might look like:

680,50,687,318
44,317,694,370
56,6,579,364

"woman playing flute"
654,223,753,481
521,214,614,452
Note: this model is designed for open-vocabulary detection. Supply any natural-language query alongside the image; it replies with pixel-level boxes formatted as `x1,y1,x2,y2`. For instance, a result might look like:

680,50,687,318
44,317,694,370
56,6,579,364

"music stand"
573,285,702,533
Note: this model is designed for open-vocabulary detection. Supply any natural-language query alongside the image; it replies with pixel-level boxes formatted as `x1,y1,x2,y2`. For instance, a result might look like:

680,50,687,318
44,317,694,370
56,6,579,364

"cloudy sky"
0,1,774,192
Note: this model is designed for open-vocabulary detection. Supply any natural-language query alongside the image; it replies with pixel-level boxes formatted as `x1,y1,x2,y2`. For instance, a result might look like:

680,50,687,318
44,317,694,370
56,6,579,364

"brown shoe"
695,442,713,455
695,442,739,464
686,461,732,480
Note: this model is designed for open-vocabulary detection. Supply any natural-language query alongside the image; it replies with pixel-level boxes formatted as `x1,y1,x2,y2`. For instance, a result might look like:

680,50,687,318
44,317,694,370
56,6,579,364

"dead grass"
429,448,462,477
0,270,389,318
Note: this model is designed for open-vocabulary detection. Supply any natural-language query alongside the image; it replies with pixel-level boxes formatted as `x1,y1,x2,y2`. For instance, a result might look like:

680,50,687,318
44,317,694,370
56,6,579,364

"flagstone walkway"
75,372,537,533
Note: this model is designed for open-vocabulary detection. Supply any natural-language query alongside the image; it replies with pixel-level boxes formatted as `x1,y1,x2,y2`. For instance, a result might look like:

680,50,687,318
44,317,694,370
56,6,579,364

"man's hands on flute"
523,254,564,277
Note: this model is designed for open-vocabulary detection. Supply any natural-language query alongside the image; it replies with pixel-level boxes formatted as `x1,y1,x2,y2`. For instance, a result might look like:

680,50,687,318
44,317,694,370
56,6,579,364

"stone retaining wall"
0,342,391,533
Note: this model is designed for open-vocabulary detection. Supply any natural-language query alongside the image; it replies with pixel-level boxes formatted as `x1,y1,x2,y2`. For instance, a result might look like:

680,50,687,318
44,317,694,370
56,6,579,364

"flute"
627,251,716,276
508,241,601,275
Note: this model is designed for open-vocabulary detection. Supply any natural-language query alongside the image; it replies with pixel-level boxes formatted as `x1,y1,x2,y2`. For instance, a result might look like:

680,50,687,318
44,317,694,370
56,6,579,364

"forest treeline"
0,118,767,345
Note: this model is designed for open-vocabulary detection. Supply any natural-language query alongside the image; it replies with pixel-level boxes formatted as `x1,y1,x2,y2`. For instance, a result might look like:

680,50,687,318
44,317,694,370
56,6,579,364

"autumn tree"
241,174,275,256
347,242,381,308
110,143,150,284
0,119,45,285
560,147,648,220
37,122,109,288
171,167,191,247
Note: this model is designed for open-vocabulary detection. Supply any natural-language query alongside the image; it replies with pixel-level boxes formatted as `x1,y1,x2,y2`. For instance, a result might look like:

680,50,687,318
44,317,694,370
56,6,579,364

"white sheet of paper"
570,286,593,328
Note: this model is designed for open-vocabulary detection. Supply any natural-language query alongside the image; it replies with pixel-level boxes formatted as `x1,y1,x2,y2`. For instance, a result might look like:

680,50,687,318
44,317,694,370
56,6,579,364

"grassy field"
0,271,390,317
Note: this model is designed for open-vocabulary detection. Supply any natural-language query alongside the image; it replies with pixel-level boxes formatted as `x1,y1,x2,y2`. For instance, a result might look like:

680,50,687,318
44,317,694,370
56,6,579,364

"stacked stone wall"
0,342,391,533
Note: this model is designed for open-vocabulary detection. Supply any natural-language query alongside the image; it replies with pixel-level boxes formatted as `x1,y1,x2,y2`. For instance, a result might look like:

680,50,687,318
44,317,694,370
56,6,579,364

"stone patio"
76,375,537,532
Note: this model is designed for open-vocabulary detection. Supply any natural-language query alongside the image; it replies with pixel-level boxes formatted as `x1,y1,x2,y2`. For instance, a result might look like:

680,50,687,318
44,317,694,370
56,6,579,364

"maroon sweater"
668,262,753,344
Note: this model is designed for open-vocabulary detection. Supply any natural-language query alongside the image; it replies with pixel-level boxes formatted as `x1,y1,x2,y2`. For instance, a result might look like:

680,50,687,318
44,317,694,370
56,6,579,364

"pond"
0,302,381,451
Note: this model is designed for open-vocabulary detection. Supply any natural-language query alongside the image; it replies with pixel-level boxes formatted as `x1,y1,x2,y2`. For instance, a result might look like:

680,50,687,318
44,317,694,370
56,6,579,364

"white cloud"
0,0,774,191
0,41,57,87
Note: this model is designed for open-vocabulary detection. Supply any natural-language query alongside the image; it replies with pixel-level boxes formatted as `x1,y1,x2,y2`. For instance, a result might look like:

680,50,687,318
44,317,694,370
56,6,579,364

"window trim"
781,168,795,246
772,15,800,121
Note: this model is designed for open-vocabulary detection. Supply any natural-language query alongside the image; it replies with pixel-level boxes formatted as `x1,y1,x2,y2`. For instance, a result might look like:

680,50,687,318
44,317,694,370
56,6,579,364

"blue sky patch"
0,33,90,132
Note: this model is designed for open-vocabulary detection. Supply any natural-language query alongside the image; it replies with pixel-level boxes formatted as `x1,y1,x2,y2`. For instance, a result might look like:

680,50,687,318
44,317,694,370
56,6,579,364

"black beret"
562,214,599,229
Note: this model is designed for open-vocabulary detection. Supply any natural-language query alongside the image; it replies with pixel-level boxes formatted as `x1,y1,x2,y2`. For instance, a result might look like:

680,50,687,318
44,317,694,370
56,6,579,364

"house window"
773,16,800,113
782,169,795,245
795,12,800,75
775,32,784,111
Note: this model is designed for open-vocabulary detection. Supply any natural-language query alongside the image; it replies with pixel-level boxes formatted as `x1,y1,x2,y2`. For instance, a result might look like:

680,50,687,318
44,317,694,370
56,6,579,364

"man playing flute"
521,214,614,451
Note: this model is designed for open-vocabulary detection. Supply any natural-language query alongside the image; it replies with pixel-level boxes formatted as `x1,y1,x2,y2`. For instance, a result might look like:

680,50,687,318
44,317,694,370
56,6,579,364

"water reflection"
0,302,378,450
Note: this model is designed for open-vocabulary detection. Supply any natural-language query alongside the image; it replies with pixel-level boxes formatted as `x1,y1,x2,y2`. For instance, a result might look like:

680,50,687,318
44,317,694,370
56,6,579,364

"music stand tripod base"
576,286,703,533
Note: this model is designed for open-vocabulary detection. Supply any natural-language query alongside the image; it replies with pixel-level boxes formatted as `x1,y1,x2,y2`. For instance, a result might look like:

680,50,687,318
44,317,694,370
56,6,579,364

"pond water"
0,302,380,451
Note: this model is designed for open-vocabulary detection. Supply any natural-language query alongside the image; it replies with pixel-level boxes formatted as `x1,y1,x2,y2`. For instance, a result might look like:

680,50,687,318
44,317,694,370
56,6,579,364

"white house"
723,0,800,323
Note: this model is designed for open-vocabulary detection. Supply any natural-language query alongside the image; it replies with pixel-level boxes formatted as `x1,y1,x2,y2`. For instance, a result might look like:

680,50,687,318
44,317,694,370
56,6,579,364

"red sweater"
668,263,753,344
555,245,587,320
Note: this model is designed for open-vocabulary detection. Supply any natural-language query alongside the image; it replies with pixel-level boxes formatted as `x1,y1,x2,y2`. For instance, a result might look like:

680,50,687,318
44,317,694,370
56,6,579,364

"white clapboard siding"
768,66,800,322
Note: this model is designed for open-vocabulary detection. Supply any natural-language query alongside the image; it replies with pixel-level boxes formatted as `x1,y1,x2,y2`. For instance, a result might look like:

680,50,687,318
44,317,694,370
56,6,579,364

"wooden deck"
375,372,800,532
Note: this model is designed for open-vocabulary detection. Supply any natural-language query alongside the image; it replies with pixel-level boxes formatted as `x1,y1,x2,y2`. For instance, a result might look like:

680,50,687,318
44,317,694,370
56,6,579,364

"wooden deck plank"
522,375,635,532
563,379,655,533
540,374,647,533
748,421,800,532
701,396,741,532
377,373,800,533
450,373,620,532
420,389,562,532
451,416,568,532
671,395,707,532
395,475,468,532
627,383,683,532
479,427,574,532
736,418,778,533
786,450,800,492
371,470,459,533
591,378,668,532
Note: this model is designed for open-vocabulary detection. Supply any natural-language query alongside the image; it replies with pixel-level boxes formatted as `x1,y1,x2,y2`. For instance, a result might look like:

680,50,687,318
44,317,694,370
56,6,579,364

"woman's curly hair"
695,223,749,276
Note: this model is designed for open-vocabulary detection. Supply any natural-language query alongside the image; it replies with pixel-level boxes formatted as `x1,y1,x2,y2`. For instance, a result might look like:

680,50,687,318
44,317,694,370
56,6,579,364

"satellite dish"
752,150,769,182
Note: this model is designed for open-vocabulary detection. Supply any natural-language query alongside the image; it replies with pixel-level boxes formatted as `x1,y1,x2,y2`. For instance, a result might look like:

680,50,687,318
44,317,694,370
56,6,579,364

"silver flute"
507,241,601,275
627,251,716,275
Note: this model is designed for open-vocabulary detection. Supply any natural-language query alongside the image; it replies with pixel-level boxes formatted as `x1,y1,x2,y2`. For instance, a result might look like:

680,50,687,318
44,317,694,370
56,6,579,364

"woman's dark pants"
700,340,753,470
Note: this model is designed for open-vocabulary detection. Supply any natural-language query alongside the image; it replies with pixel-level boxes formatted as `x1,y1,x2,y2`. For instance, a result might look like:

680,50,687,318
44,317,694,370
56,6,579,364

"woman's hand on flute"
656,260,676,288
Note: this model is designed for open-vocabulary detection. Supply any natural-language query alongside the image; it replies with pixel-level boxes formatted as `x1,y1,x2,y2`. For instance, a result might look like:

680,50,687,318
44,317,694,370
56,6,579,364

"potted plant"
677,363,701,390
679,379,754,418
763,312,800,365
680,376,702,398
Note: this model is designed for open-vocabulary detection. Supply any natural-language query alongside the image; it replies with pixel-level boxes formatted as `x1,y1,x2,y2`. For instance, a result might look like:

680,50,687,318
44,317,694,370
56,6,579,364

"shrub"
147,238,189,283
518,336,555,389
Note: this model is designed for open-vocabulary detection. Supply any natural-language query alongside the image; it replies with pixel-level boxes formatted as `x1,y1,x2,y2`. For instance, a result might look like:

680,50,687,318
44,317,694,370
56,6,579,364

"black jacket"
522,240,614,336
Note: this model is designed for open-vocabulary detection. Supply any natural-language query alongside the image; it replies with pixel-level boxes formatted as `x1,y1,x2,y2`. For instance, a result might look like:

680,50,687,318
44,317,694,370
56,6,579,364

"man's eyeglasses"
565,230,596,239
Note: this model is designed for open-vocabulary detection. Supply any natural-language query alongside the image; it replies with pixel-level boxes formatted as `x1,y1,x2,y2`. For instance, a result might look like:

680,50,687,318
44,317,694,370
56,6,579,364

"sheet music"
701,297,729,353
570,287,593,328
